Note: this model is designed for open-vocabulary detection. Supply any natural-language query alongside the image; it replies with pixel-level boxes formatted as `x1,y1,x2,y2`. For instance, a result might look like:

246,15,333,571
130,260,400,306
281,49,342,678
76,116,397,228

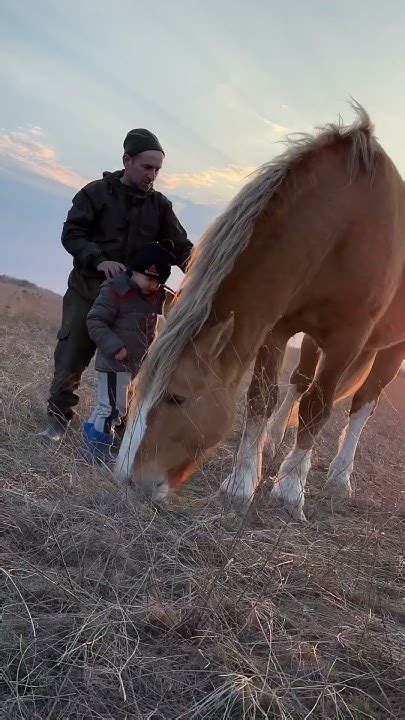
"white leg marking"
271,444,312,520
327,401,375,498
220,419,267,506
114,399,150,485
267,384,301,457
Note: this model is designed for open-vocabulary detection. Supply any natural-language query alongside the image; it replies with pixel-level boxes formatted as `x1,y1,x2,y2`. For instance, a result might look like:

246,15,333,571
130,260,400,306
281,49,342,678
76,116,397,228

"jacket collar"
102,169,153,199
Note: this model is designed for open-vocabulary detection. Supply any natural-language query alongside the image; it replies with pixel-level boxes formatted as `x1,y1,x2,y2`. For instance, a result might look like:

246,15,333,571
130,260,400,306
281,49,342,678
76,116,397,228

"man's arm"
62,188,126,277
61,187,107,271
159,200,194,272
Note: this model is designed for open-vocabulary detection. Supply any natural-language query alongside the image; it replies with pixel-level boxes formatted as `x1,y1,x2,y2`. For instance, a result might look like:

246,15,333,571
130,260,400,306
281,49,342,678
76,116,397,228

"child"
83,241,175,462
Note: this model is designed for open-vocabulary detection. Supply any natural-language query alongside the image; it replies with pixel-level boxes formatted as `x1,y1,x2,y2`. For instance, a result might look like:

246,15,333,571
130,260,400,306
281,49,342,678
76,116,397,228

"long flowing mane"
138,102,378,407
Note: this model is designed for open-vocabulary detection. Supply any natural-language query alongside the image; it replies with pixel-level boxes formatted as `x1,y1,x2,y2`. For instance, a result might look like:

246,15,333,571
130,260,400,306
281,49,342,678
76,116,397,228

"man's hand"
114,347,128,361
97,260,126,278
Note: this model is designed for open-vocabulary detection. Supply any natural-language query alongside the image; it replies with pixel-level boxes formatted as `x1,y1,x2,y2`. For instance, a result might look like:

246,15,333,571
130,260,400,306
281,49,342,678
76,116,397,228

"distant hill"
1,273,403,379
0,274,62,328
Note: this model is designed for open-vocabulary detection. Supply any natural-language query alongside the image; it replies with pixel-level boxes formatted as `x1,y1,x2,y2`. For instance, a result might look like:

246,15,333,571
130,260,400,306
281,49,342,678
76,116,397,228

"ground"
1,277,404,719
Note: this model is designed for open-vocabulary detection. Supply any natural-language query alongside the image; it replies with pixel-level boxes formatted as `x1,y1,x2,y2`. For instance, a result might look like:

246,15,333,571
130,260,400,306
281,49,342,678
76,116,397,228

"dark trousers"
48,287,96,420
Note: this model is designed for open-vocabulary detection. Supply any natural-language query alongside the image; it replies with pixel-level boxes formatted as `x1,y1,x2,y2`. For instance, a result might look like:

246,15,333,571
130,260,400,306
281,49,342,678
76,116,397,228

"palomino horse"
116,105,405,520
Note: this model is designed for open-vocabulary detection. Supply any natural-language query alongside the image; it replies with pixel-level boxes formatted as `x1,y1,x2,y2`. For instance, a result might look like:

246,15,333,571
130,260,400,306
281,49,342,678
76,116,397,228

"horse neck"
218,311,270,387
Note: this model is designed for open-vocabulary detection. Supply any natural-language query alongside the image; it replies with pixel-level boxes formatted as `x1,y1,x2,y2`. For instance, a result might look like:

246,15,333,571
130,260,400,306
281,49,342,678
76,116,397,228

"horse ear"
197,312,234,361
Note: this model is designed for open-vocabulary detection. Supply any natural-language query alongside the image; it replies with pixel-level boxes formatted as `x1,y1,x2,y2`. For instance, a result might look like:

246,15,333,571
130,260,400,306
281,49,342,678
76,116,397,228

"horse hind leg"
220,329,288,508
271,329,368,521
267,334,321,457
326,341,405,499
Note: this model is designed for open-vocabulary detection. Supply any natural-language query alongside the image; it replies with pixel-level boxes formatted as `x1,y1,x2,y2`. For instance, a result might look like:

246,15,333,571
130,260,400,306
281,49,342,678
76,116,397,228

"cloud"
0,125,256,205
158,164,255,203
170,194,222,241
0,126,89,190
262,119,289,136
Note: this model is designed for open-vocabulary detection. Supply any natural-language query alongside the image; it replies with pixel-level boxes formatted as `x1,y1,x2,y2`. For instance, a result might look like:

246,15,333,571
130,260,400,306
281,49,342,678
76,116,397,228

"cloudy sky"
1,0,404,293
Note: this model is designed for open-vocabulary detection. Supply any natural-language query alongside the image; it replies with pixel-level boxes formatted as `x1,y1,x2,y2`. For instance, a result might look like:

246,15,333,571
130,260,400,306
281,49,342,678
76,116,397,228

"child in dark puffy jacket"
83,242,175,462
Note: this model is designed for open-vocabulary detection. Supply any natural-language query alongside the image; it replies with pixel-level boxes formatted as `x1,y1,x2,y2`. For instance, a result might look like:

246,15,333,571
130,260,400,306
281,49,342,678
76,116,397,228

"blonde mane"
138,102,378,407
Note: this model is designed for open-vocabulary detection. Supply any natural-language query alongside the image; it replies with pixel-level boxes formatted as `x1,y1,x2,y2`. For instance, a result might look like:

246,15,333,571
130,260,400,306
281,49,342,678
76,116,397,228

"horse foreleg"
327,341,405,498
220,330,288,507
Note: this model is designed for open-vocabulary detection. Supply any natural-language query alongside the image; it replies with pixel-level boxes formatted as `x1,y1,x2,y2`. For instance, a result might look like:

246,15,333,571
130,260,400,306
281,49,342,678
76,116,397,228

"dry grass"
0,276,62,329
1,302,405,719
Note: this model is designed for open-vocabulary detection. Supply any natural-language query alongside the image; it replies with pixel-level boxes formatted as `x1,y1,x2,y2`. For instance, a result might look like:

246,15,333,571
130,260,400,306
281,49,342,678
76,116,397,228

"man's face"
123,150,164,192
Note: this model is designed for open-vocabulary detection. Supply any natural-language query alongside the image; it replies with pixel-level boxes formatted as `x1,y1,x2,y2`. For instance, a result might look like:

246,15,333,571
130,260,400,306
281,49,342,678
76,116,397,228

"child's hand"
114,347,128,361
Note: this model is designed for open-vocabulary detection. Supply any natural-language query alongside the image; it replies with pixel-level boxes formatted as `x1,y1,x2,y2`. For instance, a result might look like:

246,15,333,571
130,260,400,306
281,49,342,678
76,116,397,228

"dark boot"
39,414,69,441
39,408,81,441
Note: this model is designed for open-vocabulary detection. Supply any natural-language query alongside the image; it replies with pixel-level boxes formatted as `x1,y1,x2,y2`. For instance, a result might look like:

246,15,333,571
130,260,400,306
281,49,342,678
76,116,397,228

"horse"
115,104,405,520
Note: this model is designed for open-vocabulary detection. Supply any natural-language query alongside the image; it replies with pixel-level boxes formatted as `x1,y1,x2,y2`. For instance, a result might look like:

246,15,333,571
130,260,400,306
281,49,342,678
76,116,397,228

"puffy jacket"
86,271,173,374
62,170,193,301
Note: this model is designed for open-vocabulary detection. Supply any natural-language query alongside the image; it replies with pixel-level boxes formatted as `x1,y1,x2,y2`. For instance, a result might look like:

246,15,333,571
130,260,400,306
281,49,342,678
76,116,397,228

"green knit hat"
123,128,165,157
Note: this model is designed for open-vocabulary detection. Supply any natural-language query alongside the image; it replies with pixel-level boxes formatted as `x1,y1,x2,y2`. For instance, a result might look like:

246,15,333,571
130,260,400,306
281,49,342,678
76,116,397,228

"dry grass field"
1,277,404,719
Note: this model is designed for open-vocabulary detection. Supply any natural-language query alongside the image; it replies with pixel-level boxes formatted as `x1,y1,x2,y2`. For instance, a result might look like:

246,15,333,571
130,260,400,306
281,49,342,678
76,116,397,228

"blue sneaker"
82,422,114,464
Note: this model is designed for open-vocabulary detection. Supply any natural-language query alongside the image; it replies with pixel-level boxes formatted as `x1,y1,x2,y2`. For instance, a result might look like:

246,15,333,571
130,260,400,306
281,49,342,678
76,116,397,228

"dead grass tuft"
1,307,404,719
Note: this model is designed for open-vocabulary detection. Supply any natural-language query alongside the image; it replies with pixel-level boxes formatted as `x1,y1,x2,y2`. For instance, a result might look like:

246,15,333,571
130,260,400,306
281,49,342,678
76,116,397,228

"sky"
1,0,405,294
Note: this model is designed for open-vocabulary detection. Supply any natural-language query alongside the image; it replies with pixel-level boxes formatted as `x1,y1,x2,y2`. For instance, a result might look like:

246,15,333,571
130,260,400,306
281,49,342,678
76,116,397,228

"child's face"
132,271,160,295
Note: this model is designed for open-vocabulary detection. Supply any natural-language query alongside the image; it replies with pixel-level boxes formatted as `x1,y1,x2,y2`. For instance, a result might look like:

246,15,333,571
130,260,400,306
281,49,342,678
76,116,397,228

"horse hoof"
325,469,353,499
288,505,307,522
219,483,253,513
326,483,352,500
270,486,307,522
219,476,255,511
281,501,307,522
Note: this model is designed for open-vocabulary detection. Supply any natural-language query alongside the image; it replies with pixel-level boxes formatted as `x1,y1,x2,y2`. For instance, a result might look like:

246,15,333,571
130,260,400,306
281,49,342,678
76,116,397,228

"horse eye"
165,393,185,406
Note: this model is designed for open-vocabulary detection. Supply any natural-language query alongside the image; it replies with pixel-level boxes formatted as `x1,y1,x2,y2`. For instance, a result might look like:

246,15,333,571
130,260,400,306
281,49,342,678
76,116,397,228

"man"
41,128,193,440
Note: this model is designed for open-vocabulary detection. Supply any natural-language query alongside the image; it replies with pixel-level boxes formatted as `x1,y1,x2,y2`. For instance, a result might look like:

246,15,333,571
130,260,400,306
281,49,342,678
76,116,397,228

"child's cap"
129,241,175,285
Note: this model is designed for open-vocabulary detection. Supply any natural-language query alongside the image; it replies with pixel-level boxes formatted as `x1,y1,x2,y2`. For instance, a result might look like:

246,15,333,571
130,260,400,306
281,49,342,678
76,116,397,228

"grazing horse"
115,104,405,520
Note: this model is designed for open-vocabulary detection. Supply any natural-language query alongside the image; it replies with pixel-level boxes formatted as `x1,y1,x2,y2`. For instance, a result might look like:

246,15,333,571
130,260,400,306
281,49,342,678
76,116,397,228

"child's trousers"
88,371,133,435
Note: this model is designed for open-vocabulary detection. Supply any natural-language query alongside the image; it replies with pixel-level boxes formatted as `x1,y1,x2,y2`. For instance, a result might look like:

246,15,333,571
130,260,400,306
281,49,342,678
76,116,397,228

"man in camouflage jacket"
41,128,193,440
